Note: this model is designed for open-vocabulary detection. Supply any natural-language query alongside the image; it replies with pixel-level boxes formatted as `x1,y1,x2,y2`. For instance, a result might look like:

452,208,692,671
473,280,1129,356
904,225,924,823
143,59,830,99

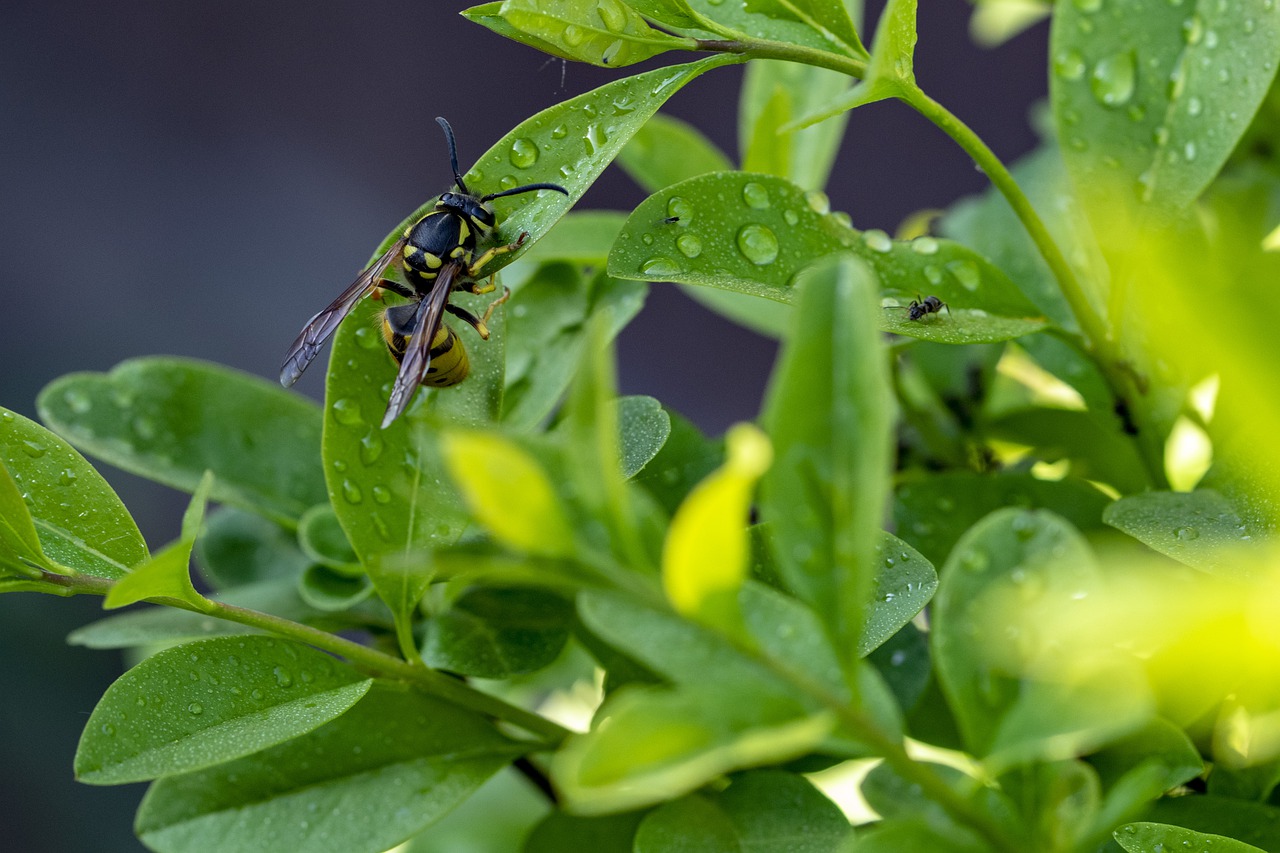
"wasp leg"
373,278,416,301
466,231,529,278
445,287,511,341
463,275,496,296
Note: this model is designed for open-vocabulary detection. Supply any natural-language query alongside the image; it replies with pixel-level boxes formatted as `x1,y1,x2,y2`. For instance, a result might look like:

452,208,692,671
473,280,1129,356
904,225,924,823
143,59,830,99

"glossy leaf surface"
0,406,147,579
75,636,372,785
38,358,325,525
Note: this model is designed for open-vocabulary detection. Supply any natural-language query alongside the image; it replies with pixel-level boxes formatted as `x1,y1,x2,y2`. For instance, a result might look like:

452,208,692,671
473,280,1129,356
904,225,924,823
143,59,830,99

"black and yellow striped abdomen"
380,312,470,387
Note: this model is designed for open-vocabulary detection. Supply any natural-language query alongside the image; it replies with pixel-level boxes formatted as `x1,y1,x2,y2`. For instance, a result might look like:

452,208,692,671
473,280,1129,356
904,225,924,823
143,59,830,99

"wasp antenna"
435,117,470,195
480,182,570,203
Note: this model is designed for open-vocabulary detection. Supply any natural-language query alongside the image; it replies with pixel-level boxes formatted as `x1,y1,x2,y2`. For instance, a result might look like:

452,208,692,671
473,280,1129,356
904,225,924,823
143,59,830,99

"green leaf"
195,508,310,589
296,563,374,611
792,0,918,127
894,472,1112,567
1051,0,1280,214
104,471,213,610
511,211,628,271
759,255,892,661
524,810,645,853
560,316,652,570
489,0,696,68
618,395,672,478
0,458,51,578
38,358,325,526
633,770,850,851
550,682,833,813
503,264,647,431
932,509,1151,765
579,586,902,750
847,818,988,852
740,60,852,191
75,635,373,785
627,0,708,31
365,550,434,659
1103,490,1259,575
296,503,360,574
135,683,520,853
867,622,931,713
743,0,866,58
862,532,936,656
1090,719,1203,837
422,586,573,678
1144,796,1280,852
618,112,734,195
685,0,869,54
1115,822,1266,853
462,2,588,61
607,173,1041,321
0,406,148,579
860,760,1017,845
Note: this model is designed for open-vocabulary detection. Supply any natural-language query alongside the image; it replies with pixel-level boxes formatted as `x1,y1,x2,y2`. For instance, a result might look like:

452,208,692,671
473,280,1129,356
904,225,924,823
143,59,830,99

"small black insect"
904,295,949,321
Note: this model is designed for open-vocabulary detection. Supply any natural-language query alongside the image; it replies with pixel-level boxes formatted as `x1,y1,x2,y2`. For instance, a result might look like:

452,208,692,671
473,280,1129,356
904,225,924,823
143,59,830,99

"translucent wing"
380,262,458,428
279,237,407,387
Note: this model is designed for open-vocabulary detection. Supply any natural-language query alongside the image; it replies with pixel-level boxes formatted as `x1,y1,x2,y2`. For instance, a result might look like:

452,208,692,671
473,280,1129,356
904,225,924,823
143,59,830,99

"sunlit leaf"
1115,821,1267,853
485,0,695,68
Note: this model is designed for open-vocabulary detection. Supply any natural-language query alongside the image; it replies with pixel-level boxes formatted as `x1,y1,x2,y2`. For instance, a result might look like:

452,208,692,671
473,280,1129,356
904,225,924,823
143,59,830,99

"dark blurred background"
0,1,1046,848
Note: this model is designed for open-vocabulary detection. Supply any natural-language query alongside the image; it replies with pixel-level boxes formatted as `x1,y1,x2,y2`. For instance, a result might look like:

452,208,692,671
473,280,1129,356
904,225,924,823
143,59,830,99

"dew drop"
783,209,799,226
341,479,364,505
640,256,680,277
550,124,568,140
804,190,830,214
59,468,77,486
1204,29,1218,48
498,174,518,191
1187,96,1203,117
1174,526,1200,541
595,0,628,31
508,137,539,169
20,440,46,458
187,702,204,716
251,688,265,701
741,181,771,209
736,224,779,265
666,196,692,222
101,723,116,736
862,229,893,253
353,325,380,350
1181,14,1203,45
1090,51,1137,108
947,260,981,291
133,417,157,441
274,666,294,687
332,459,347,473
65,389,92,414
1168,66,1186,100
1053,49,1086,81
911,236,939,255
1184,141,1197,161
331,398,365,427
372,484,392,504
359,431,384,465
641,233,654,246
563,24,585,46
676,234,702,258
583,123,608,155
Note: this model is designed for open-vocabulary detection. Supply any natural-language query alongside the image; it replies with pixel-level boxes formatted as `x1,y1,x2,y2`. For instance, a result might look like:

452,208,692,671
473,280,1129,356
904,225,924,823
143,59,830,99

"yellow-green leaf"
662,424,772,625
442,431,575,557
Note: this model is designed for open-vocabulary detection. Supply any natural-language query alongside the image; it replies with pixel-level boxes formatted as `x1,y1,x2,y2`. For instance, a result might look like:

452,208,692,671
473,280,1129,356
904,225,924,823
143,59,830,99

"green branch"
39,570,571,744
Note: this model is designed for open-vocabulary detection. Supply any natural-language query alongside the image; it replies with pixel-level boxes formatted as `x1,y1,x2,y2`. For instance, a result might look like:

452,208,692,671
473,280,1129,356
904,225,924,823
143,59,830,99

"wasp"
279,117,568,427
891,294,949,321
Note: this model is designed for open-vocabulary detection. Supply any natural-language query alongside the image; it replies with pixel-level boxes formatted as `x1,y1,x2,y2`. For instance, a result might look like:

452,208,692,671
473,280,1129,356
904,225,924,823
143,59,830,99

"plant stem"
39,570,570,744
693,38,866,78
903,89,1167,487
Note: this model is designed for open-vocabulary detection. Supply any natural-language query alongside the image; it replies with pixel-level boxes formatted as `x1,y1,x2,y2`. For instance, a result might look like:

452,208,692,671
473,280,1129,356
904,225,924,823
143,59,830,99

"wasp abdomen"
381,307,469,387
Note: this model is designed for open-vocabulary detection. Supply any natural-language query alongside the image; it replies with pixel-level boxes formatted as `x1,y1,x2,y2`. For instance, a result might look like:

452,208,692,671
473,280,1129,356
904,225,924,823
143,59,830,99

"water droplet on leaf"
736,224,779,265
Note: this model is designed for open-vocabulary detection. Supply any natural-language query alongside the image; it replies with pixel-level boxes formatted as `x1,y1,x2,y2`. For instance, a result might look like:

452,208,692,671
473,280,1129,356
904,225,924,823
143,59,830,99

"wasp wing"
380,262,458,428
279,238,407,387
